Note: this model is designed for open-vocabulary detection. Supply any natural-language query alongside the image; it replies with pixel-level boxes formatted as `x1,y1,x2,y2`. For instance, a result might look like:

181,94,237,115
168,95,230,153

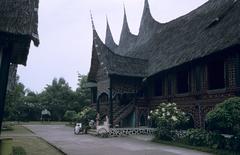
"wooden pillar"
192,65,200,94
0,45,11,134
108,78,113,127
202,64,208,93
192,63,205,128
96,97,100,113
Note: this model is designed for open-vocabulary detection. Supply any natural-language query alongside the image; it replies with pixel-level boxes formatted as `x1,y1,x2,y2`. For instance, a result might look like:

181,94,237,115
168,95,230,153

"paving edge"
37,136,67,155
21,125,35,134
23,125,67,155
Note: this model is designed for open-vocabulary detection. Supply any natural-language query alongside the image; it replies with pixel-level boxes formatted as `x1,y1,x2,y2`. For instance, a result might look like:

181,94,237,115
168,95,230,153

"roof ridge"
111,50,148,62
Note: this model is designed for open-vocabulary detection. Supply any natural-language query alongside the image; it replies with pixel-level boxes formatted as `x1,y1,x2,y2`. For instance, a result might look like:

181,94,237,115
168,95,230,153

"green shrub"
63,110,77,124
207,132,226,149
184,129,230,149
206,97,240,135
184,129,209,146
155,127,176,141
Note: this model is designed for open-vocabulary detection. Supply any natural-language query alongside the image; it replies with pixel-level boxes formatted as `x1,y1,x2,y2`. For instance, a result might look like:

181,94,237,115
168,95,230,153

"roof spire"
140,0,154,27
90,10,96,31
119,4,134,46
123,3,130,33
144,0,150,10
105,16,118,50
90,11,102,44
138,0,160,43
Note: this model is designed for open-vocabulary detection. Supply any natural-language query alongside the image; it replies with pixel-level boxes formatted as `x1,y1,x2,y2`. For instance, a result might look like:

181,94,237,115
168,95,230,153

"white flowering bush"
150,102,188,140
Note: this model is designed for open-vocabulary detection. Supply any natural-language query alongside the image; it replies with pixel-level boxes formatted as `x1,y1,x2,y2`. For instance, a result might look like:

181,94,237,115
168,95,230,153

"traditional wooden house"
88,0,240,128
0,0,39,132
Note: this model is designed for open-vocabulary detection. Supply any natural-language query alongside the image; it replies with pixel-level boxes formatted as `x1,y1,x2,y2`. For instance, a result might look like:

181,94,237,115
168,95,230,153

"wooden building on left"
0,0,40,132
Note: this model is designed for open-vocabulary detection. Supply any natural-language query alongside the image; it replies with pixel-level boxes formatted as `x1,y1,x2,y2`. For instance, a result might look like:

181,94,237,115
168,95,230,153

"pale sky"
18,0,208,92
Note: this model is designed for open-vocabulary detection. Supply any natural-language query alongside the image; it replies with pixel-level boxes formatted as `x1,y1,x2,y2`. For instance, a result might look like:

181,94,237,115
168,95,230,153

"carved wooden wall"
146,49,240,127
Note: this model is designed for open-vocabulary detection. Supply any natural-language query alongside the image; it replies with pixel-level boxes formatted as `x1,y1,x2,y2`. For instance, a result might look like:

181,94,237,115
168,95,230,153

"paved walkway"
25,125,211,155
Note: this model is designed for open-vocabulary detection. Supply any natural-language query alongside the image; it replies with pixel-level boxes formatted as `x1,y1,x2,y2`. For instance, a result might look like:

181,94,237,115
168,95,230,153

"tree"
75,74,91,111
4,75,26,121
24,91,41,121
4,74,92,122
39,77,76,121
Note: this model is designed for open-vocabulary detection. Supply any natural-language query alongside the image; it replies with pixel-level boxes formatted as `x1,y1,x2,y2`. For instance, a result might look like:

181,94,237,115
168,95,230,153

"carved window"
154,76,163,96
208,59,225,90
177,70,189,94
99,93,108,104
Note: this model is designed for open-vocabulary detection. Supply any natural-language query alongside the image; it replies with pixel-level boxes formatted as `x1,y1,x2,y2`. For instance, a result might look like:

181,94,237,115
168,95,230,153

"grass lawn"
153,139,240,155
2,125,32,135
1,125,64,155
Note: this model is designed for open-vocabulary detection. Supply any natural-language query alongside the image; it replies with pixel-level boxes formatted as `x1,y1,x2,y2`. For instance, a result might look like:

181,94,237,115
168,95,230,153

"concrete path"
25,125,211,155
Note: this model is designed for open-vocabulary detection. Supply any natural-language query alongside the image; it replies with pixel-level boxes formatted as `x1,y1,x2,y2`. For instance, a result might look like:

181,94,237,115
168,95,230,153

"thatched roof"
0,0,39,65
144,0,240,75
90,0,240,79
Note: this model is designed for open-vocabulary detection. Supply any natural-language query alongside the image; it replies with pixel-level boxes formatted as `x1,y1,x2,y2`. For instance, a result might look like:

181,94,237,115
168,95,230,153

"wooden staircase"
113,101,135,126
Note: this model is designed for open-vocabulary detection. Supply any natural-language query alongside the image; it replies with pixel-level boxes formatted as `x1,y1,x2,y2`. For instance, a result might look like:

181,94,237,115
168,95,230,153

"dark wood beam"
0,45,11,135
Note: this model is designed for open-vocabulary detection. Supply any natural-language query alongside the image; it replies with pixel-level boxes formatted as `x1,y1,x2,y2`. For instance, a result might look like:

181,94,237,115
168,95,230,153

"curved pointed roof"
88,14,147,81
110,0,161,57
115,6,137,55
88,13,100,82
105,17,118,51
137,0,161,44
119,7,131,43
